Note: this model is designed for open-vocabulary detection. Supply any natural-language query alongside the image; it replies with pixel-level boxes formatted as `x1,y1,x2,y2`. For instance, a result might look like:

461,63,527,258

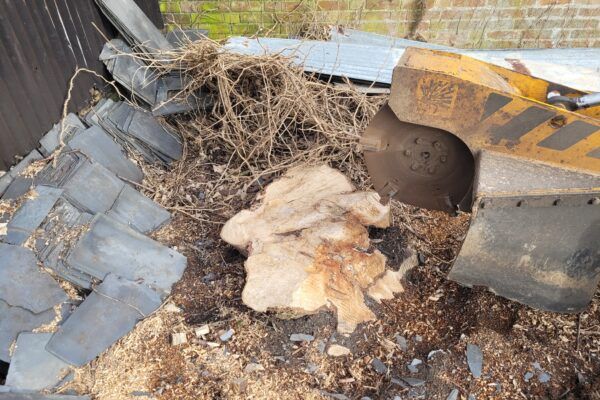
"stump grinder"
361,48,600,312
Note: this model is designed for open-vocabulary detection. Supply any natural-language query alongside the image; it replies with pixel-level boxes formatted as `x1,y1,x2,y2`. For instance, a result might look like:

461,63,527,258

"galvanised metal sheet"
0,0,162,171
330,28,600,91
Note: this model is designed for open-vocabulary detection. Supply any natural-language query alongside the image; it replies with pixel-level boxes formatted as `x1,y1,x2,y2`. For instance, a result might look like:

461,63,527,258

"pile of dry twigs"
142,39,386,223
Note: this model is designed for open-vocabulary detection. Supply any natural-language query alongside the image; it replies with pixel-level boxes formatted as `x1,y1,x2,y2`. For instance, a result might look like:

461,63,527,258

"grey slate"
100,39,158,106
106,185,170,233
66,214,186,294
0,393,89,400
466,344,483,378
0,300,56,362
35,199,95,289
446,389,459,400
34,153,85,189
39,114,86,157
125,104,183,161
166,28,208,46
0,151,43,200
46,275,161,366
5,333,71,391
5,186,63,245
1,178,33,200
0,173,13,197
89,100,182,164
371,358,387,374
9,151,43,178
68,125,144,183
0,244,67,314
96,274,162,316
61,161,125,214
95,0,173,54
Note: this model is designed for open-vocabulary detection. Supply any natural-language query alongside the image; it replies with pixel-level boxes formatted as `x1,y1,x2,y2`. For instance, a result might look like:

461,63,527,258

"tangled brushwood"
144,39,386,222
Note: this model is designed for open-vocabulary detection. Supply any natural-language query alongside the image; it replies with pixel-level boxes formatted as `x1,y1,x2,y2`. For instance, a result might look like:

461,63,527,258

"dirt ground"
66,180,600,399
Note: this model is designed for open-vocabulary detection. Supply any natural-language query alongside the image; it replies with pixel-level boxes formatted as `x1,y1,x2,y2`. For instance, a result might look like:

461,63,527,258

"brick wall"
159,0,599,48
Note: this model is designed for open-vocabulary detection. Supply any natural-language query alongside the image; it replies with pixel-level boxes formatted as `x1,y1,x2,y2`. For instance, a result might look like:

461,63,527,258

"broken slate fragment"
538,372,551,383
66,214,186,295
290,333,314,342
5,186,63,245
0,244,67,314
219,329,235,342
407,358,422,373
0,300,56,362
46,274,162,366
446,389,459,400
395,334,408,351
5,333,71,391
392,377,426,387
466,343,483,378
371,358,387,374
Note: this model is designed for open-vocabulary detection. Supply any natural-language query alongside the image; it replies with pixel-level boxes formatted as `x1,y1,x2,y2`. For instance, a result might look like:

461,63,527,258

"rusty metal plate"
449,192,600,312
361,104,475,212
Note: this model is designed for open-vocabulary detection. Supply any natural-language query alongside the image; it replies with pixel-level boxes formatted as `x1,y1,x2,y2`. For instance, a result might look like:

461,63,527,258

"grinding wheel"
361,104,475,212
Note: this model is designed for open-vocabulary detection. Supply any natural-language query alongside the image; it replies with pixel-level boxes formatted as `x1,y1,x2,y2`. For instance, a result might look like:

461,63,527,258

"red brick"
365,0,402,10
451,0,486,7
263,1,281,11
494,7,526,19
486,29,525,40
317,0,346,10
566,18,599,29
230,1,263,11
570,28,594,39
281,1,304,11
537,0,571,5
577,7,599,17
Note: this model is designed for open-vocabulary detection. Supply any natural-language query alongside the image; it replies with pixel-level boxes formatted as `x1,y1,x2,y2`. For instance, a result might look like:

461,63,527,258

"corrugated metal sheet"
0,0,162,171
331,28,600,72
224,36,600,95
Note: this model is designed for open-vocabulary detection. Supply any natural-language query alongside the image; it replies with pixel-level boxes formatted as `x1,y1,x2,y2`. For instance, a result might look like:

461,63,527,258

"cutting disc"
362,104,475,212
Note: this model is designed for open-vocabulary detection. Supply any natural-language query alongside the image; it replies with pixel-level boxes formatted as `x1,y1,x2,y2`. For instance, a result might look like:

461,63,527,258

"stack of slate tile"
0,111,187,396
99,39,208,116
94,0,211,117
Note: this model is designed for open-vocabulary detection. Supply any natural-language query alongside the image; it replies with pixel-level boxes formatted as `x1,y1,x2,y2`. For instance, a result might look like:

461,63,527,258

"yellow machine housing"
361,48,600,312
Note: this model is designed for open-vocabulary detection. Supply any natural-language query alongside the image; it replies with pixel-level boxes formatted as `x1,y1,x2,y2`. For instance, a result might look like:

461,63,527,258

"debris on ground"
466,343,484,379
327,345,350,357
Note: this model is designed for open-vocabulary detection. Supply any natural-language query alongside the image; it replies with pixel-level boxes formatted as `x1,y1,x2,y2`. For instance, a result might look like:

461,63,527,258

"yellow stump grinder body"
361,48,600,312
